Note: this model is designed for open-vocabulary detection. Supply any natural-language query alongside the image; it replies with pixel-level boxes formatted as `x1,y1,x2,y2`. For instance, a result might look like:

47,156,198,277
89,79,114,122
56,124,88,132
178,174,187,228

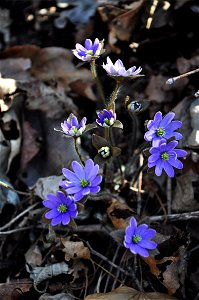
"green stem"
104,127,110,140
90,59,106,107
107,79,122,112
74,138,84,165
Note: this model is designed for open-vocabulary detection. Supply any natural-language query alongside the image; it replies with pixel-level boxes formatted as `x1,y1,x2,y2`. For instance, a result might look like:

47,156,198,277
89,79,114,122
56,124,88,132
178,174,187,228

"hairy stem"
90,59,106,106
74,138,84,165
107,79,122,112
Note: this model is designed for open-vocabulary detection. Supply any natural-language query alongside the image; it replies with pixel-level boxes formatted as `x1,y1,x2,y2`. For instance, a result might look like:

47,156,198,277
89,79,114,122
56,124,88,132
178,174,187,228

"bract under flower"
144,111,182,146
60,159,102,201
148,139,187,177
96,109,116,127
42,191,78,226
72,38,103,61
61,113,87,137
103,57,142,78
124,217,157,257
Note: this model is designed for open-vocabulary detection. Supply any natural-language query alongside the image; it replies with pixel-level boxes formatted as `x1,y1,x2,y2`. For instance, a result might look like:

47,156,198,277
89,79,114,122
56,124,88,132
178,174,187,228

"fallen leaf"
39,293,74,300
162,246,187,295
107,198,135,229
0,280,32,300
27,262,69,293
172,172,199,212
20,121,40,171
142,256,161,278
85,285,177,299
61,239,90,261
31,175,63,200
25,244,42,267
22,81,78,119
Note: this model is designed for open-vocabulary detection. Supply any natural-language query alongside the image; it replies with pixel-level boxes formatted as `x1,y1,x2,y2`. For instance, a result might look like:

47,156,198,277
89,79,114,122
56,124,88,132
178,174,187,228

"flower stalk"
90,59,106,107
74,137,84,165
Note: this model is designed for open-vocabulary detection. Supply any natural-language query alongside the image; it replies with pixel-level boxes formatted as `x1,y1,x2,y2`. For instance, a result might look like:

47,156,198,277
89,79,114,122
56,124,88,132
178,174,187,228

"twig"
0,180,31,196
143,211,199,223
104,245,120,292
166,68,199,85
0,202,39,231
0,226,33,236
85,241,133,277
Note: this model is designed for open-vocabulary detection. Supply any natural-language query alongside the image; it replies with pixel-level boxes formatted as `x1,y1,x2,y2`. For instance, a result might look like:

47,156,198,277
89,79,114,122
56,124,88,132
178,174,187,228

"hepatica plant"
42,38,188,260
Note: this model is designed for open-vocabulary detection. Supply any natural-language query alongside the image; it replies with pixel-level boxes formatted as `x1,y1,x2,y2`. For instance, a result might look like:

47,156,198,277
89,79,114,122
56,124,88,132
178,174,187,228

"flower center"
86,50,93,56
80,178,89,187
156,127,165,137
104,118,110,126
58,203,67,213
161,152,169,160
98,146,110,158
72,126,78,133
133,234,142,243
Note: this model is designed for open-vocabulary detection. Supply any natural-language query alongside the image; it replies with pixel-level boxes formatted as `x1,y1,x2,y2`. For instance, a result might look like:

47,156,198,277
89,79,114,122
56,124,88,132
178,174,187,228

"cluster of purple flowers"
43,159,102,226
144,111,187,177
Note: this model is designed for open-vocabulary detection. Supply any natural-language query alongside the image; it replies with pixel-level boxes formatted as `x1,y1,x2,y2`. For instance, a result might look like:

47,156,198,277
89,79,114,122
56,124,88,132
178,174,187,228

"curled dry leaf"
85,285,177,300
142,256,161,278
172,173,199,212
61,239,90,261
28,262,69,293
0,280,32,300
22,81,77,119
98,0,146,53
25,244,42,267
39,293,74,300
162,246,187,295
107,198,135,229
31,175,63,200
0,77,17,112
20,121,40,171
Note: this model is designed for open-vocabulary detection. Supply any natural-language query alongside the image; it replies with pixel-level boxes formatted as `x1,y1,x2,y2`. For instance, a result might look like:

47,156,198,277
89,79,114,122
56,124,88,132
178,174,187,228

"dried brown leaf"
25,244,42,267
39,293,74,300
32,175,63,200
28,262,69,293
20,121,40,171
172,173,199,212
61,239,90,261
85,285,177,300
0,280,32,300
107,199,135,229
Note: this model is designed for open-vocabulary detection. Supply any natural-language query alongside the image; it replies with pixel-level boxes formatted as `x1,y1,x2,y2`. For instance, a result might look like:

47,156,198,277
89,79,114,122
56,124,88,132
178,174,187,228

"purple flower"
96,109,116,127
124,217,157,257
102,57,142,78
72,38,103,61
43,191,78,226
61,113,87,137
144,111,182,147
60,159,102,201
148,140,187,177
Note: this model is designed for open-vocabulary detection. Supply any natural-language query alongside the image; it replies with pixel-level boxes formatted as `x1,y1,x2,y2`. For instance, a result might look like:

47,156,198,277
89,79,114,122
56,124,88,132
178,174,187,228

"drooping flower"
96,109,116,127
144,111,182,147
60,113,87,137
72,38,103,61
92,134,121,165
148,139,187,177
60,159,102,201
124,217,157,257
43,191,78,226
102,57,142,78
